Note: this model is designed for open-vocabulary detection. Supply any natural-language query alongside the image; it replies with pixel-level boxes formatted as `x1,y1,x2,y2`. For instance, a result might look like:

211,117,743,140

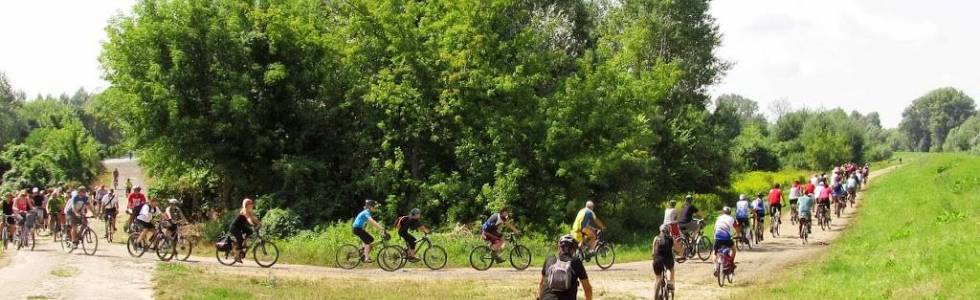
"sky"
1,1,979,128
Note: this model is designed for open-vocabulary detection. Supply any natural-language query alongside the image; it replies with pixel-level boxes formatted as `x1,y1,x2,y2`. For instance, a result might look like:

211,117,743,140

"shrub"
262,208,301,238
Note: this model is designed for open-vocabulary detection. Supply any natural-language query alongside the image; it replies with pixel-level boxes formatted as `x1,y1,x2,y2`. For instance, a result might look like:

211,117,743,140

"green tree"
942,115,980,153
899,87,976,152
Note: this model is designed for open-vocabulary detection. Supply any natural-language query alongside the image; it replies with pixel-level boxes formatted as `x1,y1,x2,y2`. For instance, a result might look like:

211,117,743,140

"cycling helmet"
558,235,577,248
168,198,179,204
739,194,747,201
722,206,732,214
685,194,694,202
757,192,765,198
365,199,377,208
409,208,421,217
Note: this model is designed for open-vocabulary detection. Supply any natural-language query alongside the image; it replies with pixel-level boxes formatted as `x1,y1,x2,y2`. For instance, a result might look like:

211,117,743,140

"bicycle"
336,231,393,270
677,219,712,262
127,222,166,258
63,216,99,255
102,210,118,243
469,233,532,271
817,204,830,231
577,229,616,270
751,215,764,245
16,212,37,251
734,222,752,251
654,264,674,300
377,232,448,271
834,196,845,218
789,203,799,225
714,246,735,287
155,222,194,262
769,207,781,237
798,216,810,245
50,213,65,242
216,226,280,268
1,214,15,250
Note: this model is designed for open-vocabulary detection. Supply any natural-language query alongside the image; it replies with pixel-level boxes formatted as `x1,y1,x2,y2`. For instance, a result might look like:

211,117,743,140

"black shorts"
652,258,674,275
735,218,749,228
789,198,798,205
104,208,118,219
4,216,15,225
137,219,154,230
353,227,374,245
714,239,734,251
769,204,782,215
399,231,417,250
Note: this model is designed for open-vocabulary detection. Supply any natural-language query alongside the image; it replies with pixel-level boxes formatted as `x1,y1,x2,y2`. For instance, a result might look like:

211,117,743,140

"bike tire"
378,245,404,272
510,245,532,270
156,237,176,262
215,247,237,266
716,260,724,287
253,240,280,268
82,228,98,256
469,245,494,271
594,243,616,270
175,238,193,261
695,236,712,261
335,244,362,269
423,245,448,270
29,230,35,251
127,233,147,257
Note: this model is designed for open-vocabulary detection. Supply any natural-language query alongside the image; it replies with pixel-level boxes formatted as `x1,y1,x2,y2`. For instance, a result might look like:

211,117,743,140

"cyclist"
100,189,119,238
750,193,765,242
831,179,845,208
352,199,385,263
816,181,832,221
714,207,737,261
125,186,147,233
797,192,814,235
47,190,65,235
571,200,606,252
767,183,784,217
134,197,160,248
788,180,801,220
481,207,520,263
161,198,183,238
661,199,683,255
14,191,35,233
230,198,261,259
124,178,133,195
31,188,46,230
394,208,431,262
734,195,750,240
651,225,675,293
94,185,108,216
677,195,704,236
3,193,18,241
539,235,591,300
804,178,816,198
65,187,92,247
112,168,120,189
845,174,858,202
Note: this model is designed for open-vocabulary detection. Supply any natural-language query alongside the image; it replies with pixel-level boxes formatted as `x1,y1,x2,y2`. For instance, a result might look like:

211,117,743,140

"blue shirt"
352,209,372,229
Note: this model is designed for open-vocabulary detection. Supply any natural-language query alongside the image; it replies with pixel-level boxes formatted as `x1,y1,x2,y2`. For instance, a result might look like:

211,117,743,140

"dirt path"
0,158,155,300
166,166,898,299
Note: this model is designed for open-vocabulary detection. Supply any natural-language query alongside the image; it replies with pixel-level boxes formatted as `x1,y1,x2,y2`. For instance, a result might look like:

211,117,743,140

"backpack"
215,235,233,251
395,216,408,229
654,235,673,258
546,257,575,292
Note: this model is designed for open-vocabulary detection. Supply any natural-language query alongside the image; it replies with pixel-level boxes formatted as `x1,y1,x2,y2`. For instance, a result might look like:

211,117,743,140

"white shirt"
735,200,750,218
102,194,118,209
714,214,735,240
789,186,801,199
137,204,156,223
662,208,677,225
814,184,825,199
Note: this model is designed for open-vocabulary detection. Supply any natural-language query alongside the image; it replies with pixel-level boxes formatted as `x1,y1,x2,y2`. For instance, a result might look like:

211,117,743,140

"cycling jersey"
735,200,750,219
751,199,765,215
136,204,156,223
768,188,782,205
797,195,814,218
678,204,698,223
788,186,801,199
662,207,676,226
127,193,146,209
572,208,595,232
714,214,735,241
482,213,507,232
818,185,832,199
352,209,371,229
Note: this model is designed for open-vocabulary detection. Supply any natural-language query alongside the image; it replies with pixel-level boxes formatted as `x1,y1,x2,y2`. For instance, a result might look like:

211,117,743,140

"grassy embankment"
737,153,979,299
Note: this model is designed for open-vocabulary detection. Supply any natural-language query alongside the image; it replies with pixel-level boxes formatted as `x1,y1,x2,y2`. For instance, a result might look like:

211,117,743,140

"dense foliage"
899,87,976,152
942,115,980,153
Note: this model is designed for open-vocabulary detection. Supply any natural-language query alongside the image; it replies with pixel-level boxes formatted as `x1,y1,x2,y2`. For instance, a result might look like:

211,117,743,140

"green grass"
154,263,533,300
731,169,811,197
51,266,79,277
742,153,979,299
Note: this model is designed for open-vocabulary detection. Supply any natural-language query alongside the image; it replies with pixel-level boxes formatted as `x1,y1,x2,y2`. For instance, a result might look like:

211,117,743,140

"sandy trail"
0,158,154,300
168,166,897,299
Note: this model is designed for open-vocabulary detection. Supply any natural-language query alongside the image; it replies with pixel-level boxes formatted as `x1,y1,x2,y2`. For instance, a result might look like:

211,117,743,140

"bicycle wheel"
253,240,280,268
469,246,494,271
674,238,688,263
127,233,147,257
82,228,99,256
727,269,734,284
335,244,362,269
28,230,35,251
594,243,615,270
716,259,725,287
216,246,237,266
378,245,404,272
156,237,176,261
175,237,193,261
695,236,712,261
422,245,448,270
509,245,532,270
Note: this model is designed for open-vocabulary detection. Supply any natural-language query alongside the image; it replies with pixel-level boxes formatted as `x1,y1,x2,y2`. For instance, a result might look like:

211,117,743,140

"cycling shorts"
353,227,374,245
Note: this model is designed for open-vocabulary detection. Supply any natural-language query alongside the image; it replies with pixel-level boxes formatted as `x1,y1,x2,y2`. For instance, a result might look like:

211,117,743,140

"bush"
201,210,238,242
262,208,301,238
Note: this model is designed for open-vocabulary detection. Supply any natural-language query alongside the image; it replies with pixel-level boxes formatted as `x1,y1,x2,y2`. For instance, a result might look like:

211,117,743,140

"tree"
899,87,976,152
942,115,980,152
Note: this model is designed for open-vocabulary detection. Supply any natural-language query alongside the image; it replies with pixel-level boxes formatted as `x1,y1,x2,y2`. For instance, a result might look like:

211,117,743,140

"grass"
51,266,79,277
154,263,534,300
739,153,979,299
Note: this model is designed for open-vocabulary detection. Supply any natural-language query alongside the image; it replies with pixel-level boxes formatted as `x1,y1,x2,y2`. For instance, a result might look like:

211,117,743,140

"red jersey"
768,188,783,205
128,192,146,209
804,183,815,195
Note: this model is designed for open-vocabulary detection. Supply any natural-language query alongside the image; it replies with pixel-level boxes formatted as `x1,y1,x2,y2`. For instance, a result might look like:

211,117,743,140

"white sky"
2,0,978,128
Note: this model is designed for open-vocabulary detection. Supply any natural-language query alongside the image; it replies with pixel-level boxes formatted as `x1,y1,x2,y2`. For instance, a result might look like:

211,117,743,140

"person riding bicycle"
3,193,18,241
161,198,184,239
134,197,160,248
817,180,832,219
734,195,750,240
125,186,147,233
395,208,431,262
661,199,683,255
789,180,801,218
767,183,784,217
571,200,606,253
113,168,120,189
65,187,92,247
95,185,108,216
230,198,262,259
47,190,65,235
677,195,704,237
750,193,765,241
481,207,520,263
14,191,35,231
714,207,737,263
31,188,46,229
797,192,815,235
651,225,675,293
539,235,592,300
846,174,859,198
831,180,845,207
101,189,119,238
352,199,385,263
124,178,133,195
